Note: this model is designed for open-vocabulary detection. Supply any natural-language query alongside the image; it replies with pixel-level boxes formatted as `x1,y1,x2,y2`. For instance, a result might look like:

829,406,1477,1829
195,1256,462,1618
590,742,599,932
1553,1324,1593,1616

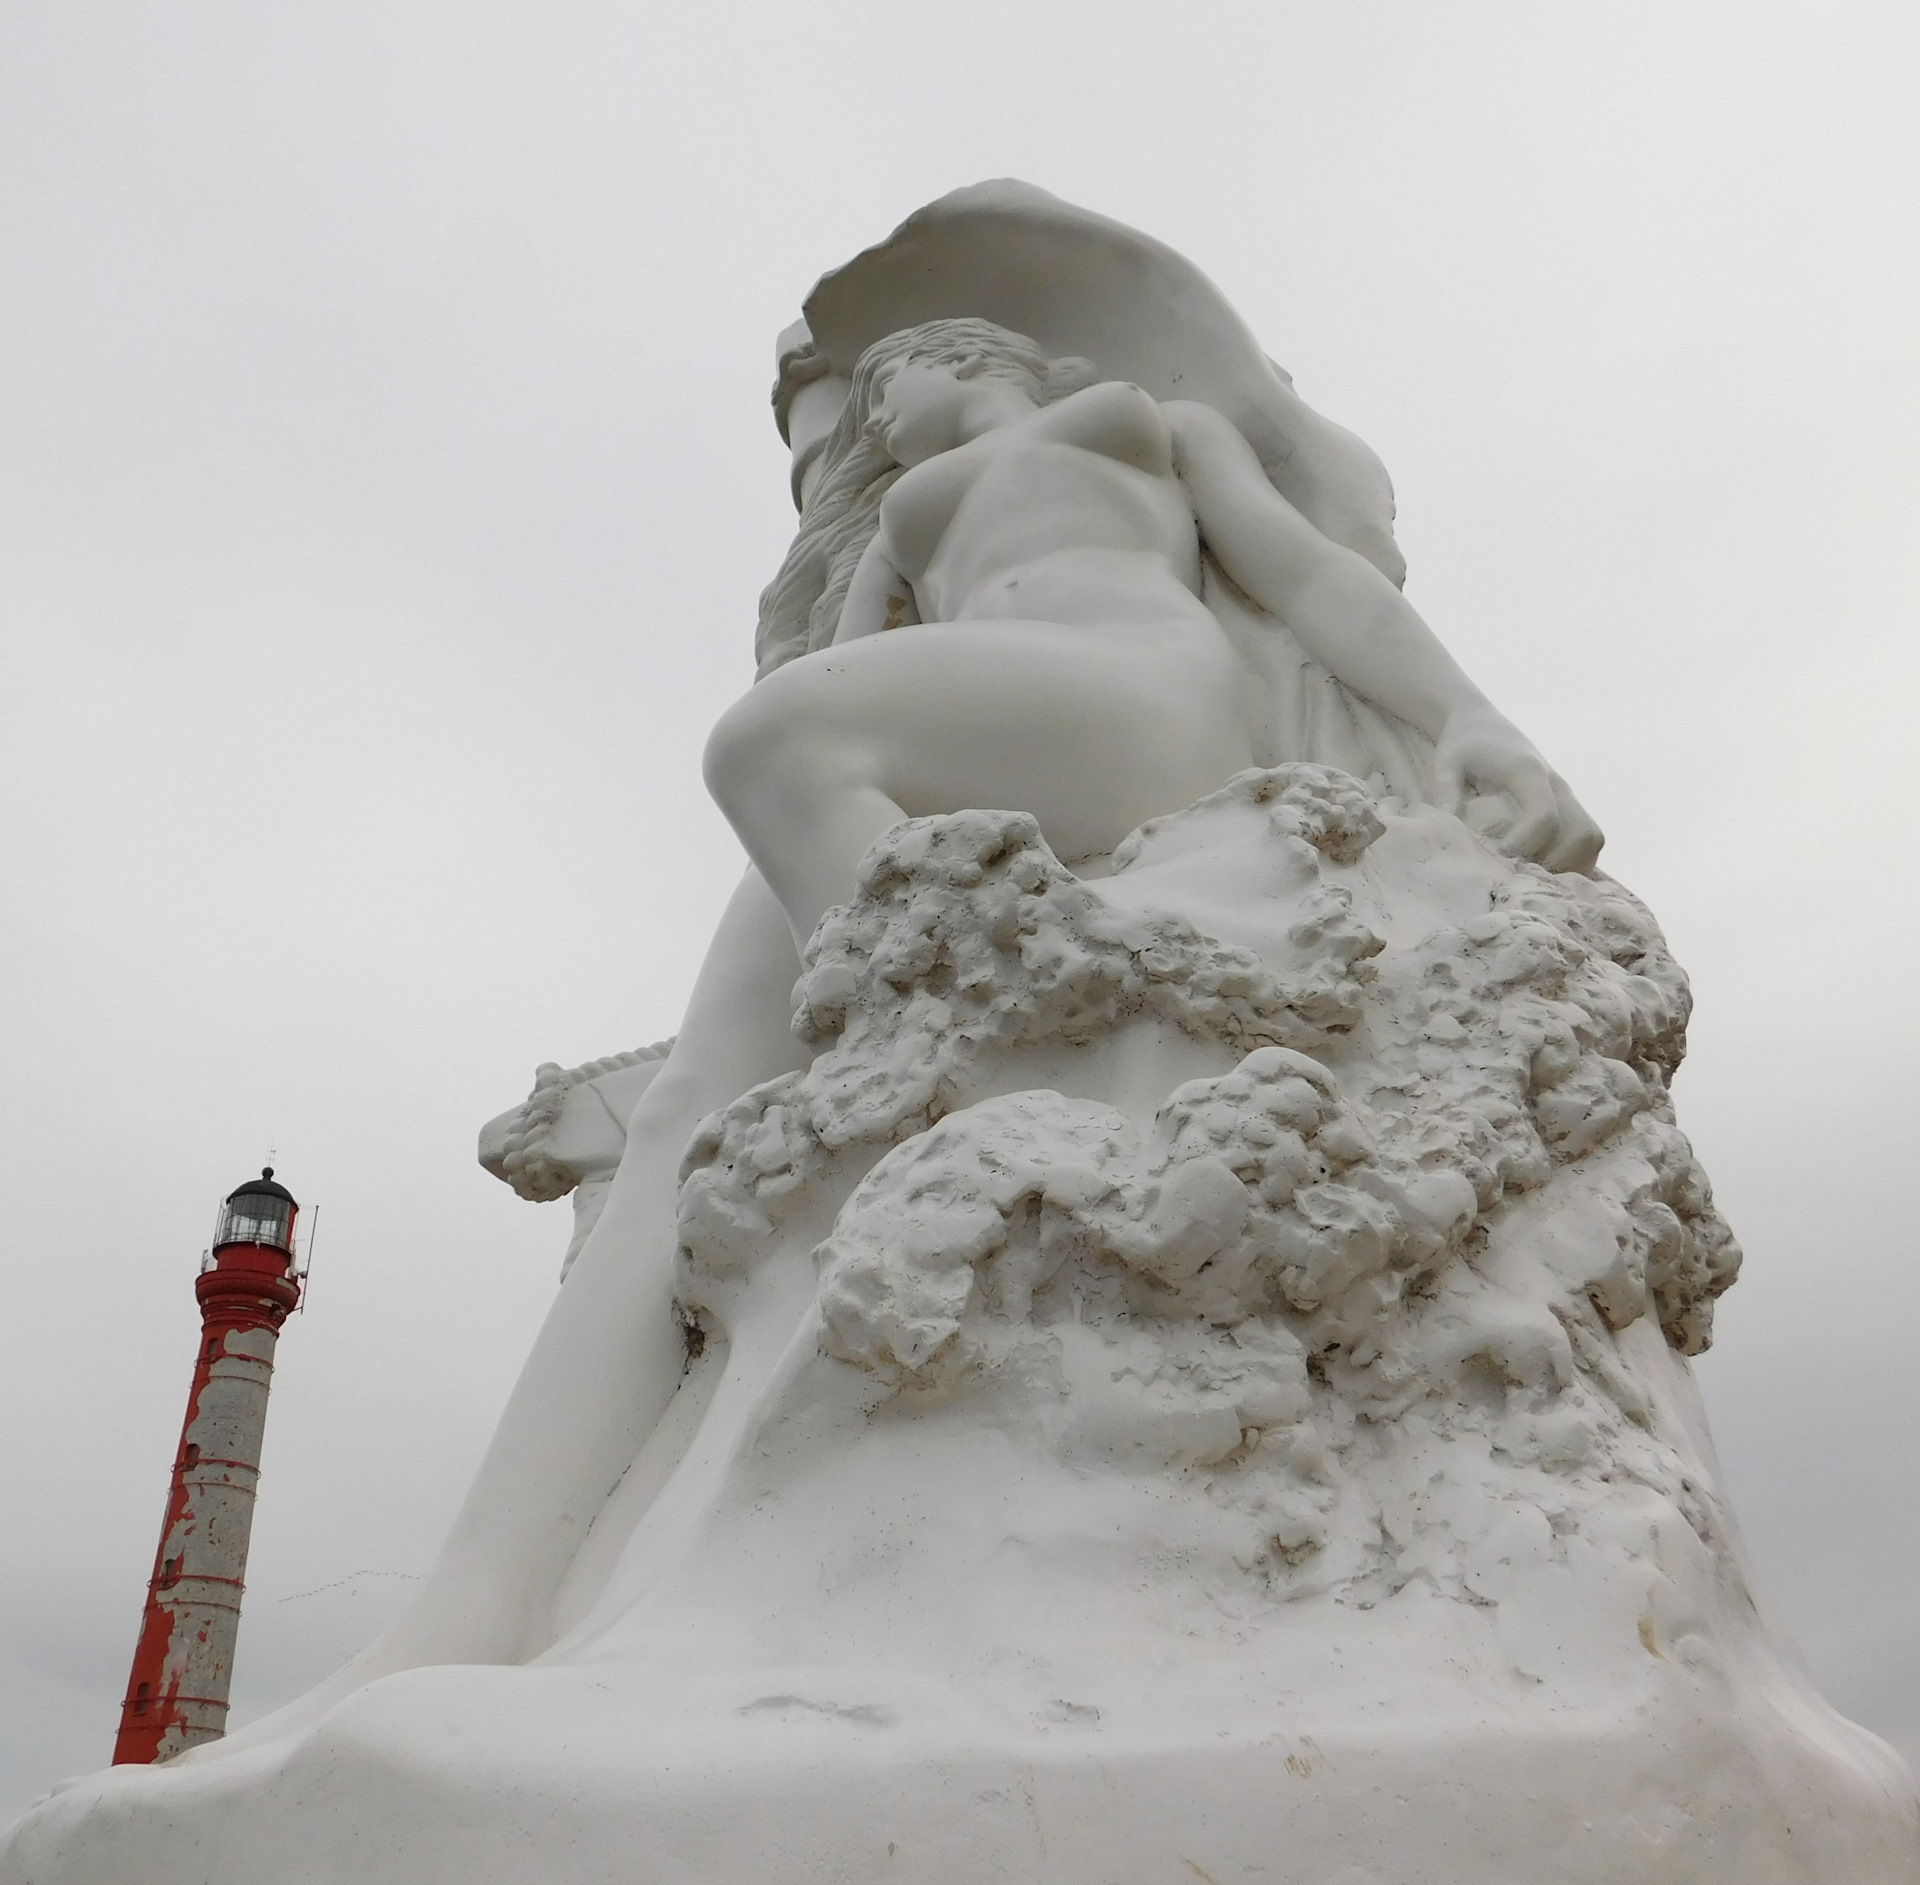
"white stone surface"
479,1041,673,1277
7,183,1913,1882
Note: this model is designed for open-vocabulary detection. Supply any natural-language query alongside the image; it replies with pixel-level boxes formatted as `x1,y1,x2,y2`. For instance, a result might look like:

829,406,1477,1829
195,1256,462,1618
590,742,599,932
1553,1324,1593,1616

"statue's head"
850,318,1096,467
854,318,1096,454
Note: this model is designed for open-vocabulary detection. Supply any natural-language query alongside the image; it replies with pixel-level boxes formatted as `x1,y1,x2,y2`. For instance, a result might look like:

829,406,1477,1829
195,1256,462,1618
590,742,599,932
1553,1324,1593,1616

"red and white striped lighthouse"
113,1168,304,1764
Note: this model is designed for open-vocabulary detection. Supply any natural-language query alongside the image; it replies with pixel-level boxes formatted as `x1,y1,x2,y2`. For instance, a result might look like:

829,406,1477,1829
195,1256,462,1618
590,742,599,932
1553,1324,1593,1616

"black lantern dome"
215,1167,299,1254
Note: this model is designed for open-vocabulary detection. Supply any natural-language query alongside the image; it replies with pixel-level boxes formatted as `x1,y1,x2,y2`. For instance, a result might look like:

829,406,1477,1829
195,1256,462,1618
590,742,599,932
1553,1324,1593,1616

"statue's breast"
877,444,979,578
1035,379,1174,475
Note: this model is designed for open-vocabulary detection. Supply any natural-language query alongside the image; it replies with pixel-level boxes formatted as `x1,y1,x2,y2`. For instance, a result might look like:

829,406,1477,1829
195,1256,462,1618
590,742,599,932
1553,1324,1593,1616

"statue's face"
872,358,978,466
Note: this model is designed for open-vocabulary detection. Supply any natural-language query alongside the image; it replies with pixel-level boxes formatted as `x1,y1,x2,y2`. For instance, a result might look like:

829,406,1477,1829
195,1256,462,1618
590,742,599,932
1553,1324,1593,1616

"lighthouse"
113,1168,304,1764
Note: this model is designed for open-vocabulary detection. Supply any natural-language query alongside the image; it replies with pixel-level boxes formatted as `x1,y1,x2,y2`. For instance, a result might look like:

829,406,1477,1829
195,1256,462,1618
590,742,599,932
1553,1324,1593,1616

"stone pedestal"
10,773,1914,1881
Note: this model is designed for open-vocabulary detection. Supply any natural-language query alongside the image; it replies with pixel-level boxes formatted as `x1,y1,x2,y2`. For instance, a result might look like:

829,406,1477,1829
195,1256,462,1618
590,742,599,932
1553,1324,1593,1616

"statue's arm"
832,534,922,645
1167,400,1492,737
1166,400,1602,871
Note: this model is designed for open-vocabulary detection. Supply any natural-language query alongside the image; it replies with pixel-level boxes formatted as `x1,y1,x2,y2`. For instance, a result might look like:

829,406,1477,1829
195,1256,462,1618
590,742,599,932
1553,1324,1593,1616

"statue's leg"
207,868,806,1750
705,619,1254,949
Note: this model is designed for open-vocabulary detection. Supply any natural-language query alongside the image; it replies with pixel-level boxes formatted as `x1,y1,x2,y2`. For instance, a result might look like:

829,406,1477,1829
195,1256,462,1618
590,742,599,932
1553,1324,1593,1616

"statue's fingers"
1500,764,1561,862
1489,756,1551,852
1541,787,1605,874
1540,824,1597,874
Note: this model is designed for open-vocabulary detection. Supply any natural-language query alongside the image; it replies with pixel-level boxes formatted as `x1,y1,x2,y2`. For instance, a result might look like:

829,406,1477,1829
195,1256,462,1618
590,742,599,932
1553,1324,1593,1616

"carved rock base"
9,772,1914,1882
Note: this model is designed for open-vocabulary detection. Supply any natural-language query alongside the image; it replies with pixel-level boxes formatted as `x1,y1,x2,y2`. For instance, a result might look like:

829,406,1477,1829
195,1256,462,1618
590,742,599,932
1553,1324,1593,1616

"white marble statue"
8,181,1915,1884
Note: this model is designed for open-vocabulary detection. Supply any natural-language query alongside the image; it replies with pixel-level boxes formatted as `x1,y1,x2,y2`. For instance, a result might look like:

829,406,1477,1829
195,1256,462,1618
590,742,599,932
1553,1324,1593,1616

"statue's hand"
1434,706,1604,873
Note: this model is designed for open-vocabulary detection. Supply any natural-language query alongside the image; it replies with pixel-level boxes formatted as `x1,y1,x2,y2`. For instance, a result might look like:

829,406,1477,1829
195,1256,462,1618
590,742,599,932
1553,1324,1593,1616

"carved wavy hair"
754,318,1098,678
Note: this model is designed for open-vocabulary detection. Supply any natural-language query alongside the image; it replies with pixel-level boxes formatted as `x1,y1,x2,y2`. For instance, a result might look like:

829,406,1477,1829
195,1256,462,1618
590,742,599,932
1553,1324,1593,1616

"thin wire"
277,1569,422,1604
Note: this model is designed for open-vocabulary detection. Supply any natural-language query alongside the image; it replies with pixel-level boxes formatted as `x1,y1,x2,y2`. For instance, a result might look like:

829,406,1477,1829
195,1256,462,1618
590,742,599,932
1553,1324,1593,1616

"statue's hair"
754,319,1098,678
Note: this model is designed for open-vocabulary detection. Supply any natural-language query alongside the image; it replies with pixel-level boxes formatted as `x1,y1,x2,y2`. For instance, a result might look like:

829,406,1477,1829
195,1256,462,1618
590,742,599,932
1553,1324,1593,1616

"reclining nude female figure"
223,317,1606,1731
707,320,1599,950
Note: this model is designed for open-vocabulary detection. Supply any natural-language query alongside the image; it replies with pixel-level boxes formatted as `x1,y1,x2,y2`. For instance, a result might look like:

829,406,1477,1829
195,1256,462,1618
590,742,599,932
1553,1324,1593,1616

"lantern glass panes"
218,1189,293,1252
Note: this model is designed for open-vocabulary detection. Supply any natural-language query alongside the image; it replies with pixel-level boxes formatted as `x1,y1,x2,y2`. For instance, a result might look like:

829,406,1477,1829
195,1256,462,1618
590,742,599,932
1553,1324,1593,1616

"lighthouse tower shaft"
114,1173,301,1765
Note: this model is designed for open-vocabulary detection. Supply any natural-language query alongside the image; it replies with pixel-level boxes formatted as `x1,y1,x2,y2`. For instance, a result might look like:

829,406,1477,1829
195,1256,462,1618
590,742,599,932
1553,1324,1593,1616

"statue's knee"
702,687,788,814
705,668,860,821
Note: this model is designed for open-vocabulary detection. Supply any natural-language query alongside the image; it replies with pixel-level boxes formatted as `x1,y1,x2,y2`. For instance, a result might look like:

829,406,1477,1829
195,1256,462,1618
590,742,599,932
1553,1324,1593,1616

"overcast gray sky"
3,0,1915,1825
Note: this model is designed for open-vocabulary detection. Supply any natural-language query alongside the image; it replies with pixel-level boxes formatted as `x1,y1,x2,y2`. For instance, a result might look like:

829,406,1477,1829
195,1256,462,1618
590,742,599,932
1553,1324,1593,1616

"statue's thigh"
811,619,1252,847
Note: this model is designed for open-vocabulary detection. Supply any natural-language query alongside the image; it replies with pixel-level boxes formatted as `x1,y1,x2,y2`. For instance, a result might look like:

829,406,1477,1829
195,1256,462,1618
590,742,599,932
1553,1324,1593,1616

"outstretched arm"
1166,400,1602,873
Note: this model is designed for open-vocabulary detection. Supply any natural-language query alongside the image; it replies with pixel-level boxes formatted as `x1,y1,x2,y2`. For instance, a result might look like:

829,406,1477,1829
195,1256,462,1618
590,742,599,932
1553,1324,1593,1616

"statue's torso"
879,382,1209,633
